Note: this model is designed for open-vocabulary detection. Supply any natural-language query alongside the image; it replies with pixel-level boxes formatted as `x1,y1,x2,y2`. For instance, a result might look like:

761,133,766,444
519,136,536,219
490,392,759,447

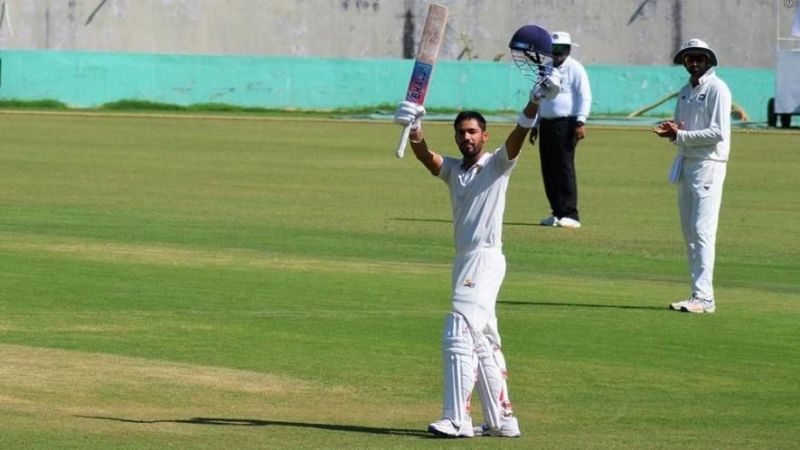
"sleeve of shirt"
574,63,592,123
673,87,683,121
438,156,454,182
674,82,731,148
493,145,518,174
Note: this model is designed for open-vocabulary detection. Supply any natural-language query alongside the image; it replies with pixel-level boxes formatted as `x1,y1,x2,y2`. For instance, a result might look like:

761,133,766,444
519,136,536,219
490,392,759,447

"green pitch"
0,112,797,449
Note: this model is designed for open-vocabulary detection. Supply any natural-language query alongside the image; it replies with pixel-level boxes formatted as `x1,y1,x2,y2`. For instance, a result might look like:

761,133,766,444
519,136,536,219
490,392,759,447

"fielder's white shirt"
673,68,732,162
438,146,517,254
534,56,592,125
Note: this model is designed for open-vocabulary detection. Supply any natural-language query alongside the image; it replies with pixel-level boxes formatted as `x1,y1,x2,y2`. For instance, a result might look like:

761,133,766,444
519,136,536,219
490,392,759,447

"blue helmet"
508,25,553,57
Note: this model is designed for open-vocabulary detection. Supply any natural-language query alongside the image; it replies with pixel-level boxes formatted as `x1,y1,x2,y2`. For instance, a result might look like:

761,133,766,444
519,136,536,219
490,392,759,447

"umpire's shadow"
75,415,430,437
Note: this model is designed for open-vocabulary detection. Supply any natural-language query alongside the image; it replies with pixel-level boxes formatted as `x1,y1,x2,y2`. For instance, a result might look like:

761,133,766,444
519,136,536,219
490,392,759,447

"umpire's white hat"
673,38,718,66
552,31,578,47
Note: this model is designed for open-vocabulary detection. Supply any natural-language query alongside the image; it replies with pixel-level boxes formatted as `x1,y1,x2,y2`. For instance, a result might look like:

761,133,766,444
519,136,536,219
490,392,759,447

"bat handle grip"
395,124,412,159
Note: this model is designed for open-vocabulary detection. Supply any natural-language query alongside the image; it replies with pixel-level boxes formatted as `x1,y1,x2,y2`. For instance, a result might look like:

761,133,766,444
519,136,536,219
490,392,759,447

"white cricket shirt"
438,146,517,254
673,68,732,162
534,56,592,124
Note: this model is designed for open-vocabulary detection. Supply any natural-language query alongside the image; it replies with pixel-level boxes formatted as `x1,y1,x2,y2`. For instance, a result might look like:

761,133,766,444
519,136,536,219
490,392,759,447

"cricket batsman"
393,25,560,438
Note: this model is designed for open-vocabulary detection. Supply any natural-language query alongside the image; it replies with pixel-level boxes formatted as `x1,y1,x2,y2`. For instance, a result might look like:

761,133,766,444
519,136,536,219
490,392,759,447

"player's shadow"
392,217,450,225
393,217,536,227
500,299,664,311
75,415,430,437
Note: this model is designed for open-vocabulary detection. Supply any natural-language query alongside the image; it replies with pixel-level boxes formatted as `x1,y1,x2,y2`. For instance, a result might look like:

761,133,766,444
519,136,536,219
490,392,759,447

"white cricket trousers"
451,247,506,338
677,159,727,301
443,247,514,426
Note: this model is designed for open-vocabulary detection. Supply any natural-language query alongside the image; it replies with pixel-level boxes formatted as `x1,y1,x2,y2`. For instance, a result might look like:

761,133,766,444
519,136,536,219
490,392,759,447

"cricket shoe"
473,415,522,438
428,418,474,438
557,217,581,228
669,296,715,314
540,215,559,227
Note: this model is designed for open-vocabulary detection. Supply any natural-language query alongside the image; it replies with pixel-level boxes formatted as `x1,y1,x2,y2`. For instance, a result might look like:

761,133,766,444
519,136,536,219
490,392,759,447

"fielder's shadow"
500,299,665,311
75,415,429,437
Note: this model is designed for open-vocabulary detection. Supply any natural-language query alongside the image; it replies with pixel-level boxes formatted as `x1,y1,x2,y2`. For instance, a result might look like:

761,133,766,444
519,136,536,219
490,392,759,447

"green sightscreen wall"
0,49,773,121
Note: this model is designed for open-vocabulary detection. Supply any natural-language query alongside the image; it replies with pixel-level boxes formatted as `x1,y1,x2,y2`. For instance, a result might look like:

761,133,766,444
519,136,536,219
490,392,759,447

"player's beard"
458,140,482,159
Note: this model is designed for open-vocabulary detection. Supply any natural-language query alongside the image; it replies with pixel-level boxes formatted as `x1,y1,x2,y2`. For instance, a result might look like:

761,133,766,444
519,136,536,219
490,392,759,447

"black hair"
453,111,487,131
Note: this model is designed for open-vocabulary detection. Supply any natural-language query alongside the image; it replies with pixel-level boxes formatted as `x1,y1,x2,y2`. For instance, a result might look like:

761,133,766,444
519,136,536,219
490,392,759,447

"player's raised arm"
506,70,561,160
506,25,561,161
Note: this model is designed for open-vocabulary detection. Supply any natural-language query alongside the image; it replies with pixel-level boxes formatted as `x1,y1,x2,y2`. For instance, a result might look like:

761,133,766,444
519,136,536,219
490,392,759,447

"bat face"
415,4,448,64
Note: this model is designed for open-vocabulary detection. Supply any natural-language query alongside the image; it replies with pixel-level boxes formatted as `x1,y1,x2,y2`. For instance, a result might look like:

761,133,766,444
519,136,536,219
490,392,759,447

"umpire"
529,31,592,228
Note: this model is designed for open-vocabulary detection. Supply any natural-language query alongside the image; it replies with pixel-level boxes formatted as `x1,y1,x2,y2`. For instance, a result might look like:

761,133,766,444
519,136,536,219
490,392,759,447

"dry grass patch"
0,344,313,424
0,231,448,275
0,344,435,447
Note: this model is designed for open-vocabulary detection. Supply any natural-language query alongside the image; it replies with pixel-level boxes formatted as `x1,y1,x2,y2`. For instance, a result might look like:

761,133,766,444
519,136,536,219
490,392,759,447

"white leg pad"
441,312,476,427
475,332,513,429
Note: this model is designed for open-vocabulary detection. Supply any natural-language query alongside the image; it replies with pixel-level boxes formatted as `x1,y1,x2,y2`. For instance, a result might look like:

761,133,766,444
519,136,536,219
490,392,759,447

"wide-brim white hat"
552,31,578,47
673,38,718,66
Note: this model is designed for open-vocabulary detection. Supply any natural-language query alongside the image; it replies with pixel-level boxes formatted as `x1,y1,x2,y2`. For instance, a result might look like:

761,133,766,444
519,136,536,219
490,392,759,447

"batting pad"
441,312,477,426
475,332,513,429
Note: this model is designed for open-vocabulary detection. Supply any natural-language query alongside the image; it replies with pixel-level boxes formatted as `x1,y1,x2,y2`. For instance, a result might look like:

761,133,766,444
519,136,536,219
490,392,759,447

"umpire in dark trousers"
529,31,592,228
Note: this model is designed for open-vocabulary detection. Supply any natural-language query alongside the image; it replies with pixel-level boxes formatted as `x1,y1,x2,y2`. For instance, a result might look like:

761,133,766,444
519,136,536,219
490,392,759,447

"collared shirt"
673,68,732,162
438,146,517,254
534,56,592,125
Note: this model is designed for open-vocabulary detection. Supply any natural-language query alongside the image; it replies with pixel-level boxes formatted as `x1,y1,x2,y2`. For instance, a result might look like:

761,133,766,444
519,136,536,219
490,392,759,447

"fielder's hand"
530,68,561,103
394,101,426,129
653,120,679,140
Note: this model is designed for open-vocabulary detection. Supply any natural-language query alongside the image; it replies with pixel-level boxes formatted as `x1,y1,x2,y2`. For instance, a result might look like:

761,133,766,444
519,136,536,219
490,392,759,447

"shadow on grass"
75,415,430,437
500,300,665,311
392,217,536,227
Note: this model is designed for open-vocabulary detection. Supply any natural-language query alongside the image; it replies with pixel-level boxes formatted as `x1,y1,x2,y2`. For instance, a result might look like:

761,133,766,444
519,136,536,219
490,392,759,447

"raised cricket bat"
395,3,448,158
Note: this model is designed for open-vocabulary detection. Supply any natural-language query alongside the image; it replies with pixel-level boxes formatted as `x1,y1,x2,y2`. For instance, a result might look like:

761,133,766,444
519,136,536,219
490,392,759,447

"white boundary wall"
0,0,796,68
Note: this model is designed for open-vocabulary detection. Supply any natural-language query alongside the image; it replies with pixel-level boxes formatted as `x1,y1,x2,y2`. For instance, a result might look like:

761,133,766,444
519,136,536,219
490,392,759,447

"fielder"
653,38,732,314
394,25,560,438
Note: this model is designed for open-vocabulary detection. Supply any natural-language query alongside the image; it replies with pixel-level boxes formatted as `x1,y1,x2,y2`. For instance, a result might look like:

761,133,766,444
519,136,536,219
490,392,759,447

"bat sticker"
406,62,434,103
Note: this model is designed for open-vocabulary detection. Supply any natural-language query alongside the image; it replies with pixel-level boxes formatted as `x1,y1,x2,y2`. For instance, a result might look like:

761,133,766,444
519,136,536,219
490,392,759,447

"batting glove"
394,101,426,127
530,68,562,103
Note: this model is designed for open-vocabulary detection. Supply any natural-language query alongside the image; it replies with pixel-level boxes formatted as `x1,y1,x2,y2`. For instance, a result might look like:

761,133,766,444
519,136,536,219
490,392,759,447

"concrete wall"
0,0,797,68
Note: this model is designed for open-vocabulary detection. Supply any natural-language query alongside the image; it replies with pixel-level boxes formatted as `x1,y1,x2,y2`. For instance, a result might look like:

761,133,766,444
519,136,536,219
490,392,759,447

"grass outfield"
0,111,797,449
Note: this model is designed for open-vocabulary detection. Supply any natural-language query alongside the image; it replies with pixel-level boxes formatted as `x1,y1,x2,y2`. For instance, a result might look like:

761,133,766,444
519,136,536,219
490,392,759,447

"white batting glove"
394,101,426,127
530,68,561,103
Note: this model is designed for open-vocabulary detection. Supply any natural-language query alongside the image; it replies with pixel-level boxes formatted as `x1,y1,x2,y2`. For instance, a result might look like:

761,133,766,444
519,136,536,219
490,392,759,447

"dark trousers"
538,117,579,221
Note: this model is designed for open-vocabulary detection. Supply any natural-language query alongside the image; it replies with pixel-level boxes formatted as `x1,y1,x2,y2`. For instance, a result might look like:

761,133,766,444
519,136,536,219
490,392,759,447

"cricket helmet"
673,38,718,66
509,24,553,56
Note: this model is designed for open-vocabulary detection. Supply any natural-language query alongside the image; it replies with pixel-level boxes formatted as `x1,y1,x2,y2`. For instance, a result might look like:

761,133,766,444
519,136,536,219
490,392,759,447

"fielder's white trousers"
677,158,727,301
451,247,506,341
